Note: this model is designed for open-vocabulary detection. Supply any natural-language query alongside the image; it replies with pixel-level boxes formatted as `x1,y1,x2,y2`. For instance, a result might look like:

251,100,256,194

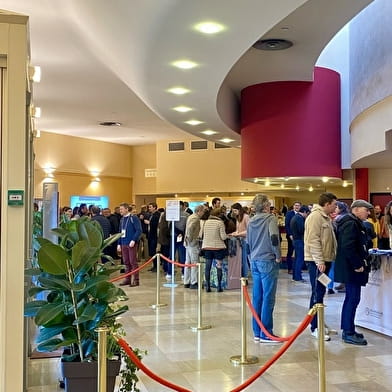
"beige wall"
155,140,260,194
34,132,133,208
369,168,392,193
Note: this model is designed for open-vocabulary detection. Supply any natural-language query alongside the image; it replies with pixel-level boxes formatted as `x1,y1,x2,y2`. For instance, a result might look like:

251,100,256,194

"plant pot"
61,360,121,392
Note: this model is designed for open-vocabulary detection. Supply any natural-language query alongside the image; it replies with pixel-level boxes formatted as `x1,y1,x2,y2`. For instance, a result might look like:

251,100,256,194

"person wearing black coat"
335,199,373,346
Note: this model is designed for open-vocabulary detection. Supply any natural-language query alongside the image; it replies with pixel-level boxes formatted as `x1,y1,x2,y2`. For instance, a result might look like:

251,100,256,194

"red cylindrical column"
241,67,341,180
354,168,369,200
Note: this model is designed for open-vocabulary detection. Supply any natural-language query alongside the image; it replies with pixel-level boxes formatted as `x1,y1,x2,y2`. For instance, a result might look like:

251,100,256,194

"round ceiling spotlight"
253,39,293,51
99,121,122,127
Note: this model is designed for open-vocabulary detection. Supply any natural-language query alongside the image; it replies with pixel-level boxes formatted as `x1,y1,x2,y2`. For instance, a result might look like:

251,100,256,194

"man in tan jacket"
304,192,337,341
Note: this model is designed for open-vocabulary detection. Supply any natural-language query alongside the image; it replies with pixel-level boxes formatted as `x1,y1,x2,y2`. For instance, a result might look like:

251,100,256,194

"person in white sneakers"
304,192,337,341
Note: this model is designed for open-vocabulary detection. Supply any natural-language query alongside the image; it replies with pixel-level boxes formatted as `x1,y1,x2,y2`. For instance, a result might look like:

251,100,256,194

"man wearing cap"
334,199,372,346
304,192,337,341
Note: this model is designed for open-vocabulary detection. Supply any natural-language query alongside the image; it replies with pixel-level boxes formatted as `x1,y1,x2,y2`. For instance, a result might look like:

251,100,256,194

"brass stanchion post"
191,262,212,331
151,254,167,309
315,303,326,392
96,327,109,392
230,278,258,365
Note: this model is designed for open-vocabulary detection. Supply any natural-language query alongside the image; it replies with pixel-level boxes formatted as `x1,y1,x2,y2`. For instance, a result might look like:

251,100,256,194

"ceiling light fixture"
201,129,218,136
296,185,300,191
280,184,285,189
219,138,234,143
253,38,293,51
167,87,190,95
322,177,329,183
173,106,192,113
309,186,314,192
185,120,204,126
342,180,348,187
30,106,41,118
172,60,198,69
265,179,270,187
194,21,225,34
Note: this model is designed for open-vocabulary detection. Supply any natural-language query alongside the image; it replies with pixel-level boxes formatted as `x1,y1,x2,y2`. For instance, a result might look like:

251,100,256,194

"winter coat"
334,213,369,286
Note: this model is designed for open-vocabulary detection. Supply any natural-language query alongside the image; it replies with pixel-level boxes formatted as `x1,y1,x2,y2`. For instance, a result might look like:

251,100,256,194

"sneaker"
184,284,190,288
165,274,172,281
190,283,198,289
311,328,331,341
259,336,283,344
343,333,367,346
253,336,260,342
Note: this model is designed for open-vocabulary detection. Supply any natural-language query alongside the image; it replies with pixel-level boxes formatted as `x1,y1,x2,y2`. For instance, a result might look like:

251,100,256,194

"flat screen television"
70,195,109,210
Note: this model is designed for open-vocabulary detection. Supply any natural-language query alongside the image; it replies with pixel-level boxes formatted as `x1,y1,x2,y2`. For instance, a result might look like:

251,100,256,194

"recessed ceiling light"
342,180,348,187
296,185,300,190
185,120,204,126
309,186,314,192
167,87,190,95
219,138,234,143
99,121,122,126
201,129,218,136
280,184,285,189
265,180,270,187
194,21,225,34
173,106,192,113
322,176,328,183
172,60,198,69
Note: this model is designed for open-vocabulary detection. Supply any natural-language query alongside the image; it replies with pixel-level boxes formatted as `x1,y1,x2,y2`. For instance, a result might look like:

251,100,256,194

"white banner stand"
163,200,180,288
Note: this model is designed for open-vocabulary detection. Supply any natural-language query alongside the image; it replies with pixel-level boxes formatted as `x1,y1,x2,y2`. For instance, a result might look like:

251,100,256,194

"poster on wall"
70,195,109,210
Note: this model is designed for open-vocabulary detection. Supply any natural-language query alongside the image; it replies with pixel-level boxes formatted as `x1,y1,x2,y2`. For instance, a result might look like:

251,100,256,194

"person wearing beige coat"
304,192,337,341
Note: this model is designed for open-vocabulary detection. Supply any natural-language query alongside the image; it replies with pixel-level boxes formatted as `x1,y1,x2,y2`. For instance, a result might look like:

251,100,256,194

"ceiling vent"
191,140,208,150
253,39,293,51
99,121,122,126
168,141,185,152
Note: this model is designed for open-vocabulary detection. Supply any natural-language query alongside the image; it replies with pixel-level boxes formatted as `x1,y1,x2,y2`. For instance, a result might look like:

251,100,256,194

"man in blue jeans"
304,192,337,341
247,194,281,344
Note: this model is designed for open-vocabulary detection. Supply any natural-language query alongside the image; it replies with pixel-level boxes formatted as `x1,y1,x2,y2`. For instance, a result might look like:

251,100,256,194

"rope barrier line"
109,255,156,283
160,253,198,268
243,285,291,342
115,336,193,392
229,313,314,392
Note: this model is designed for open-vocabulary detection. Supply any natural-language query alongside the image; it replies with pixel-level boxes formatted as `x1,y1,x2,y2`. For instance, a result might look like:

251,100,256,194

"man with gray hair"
247,194,282,343
183,204,206,289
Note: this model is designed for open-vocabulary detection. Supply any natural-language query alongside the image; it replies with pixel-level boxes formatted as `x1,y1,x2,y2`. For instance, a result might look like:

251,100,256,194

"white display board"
356,255,392,337
166,199,180,221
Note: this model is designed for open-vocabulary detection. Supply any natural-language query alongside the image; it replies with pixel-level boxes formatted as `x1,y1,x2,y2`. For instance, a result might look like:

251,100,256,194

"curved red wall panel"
241,67,341,180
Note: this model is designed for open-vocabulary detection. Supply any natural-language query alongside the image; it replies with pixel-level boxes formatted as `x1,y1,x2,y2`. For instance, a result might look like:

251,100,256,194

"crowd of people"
57,195,392,347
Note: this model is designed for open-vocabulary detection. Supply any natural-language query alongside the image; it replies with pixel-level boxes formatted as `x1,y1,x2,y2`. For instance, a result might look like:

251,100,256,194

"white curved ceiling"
0,0,372,147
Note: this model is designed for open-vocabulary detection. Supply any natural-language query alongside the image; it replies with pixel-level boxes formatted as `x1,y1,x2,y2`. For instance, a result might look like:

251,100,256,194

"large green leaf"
35,302,65,326
24,300,48,317
78,275,108,294
71,240,88,269
73,303,98,324
36,326,67,343
37,237,53,247
102,232,122,249
28,286,48,297
25,268,42,276
38,276,71,291
38,243,69,275
36,338,64,352
78,220,102,249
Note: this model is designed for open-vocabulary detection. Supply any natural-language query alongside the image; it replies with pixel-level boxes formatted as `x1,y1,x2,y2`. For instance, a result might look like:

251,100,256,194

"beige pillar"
0,14,30,392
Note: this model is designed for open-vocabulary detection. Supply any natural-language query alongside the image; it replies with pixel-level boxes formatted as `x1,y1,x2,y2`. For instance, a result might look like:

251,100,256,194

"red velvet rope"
109,256,155,283
160,253,198,268
229,313,314,392
116,337,192,392
243,285,291,342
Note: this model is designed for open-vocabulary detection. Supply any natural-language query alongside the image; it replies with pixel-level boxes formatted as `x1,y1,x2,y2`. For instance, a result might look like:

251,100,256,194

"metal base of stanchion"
163,283,178,288
190,324,212,331
230,355,259,365
150,303,168,309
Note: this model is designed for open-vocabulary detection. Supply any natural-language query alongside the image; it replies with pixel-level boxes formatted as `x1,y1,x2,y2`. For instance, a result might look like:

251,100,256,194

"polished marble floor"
27,267,392,391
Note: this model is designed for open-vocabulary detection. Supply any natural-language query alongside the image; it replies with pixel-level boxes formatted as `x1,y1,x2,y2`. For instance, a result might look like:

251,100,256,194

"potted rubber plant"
25,217,130,391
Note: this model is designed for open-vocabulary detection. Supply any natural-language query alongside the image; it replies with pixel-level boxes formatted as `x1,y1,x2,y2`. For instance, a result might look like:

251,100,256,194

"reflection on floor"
27,267,392,391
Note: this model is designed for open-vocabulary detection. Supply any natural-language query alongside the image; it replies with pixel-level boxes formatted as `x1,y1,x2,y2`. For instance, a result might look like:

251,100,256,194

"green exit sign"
8,190,24,206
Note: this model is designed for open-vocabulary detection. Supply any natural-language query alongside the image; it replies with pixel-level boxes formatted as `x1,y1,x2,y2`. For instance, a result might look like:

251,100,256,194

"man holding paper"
304,192,338,341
